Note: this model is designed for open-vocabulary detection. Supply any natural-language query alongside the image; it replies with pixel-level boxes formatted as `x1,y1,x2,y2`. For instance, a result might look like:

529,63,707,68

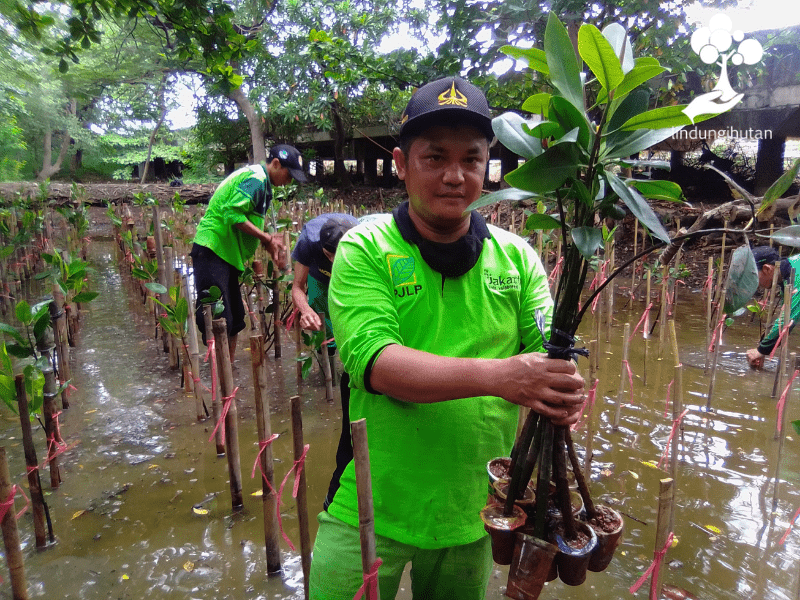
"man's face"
268,158,292,186
393,125,489,231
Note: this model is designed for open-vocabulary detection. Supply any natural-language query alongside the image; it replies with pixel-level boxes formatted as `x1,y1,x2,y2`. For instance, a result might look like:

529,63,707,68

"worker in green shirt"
746,246,800,368
191,144,306,363
308,76,585,600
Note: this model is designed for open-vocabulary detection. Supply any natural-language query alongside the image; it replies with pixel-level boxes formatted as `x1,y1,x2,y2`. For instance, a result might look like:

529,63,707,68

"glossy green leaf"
601,23,634,74
501,46,549,75
526,121,565,140
578,24,624,92
550,97,591,148
605,171,670,243
15,300,32,324
72,291,99,303
603,126,684,160
468,188,539,212
765,225,800,247
525,213,562,230
627,180,685,202
758,157,800,216
571,226,604,259
175,298,189,327
492,112,543,159
598,57,665,104
146,282,168,295
620,104,714,131
793,419,800,436
544,12,583,111
521,93,551,117
505,144,580,194
0,323,25,346
724,245,759,314
607,89,650,133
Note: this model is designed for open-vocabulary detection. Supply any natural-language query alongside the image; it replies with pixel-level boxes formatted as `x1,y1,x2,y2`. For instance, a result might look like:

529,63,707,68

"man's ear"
392,147,406,181
269,157,282,171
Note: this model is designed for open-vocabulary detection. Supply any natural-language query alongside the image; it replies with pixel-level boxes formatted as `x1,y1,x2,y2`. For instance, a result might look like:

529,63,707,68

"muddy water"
1,242,799,600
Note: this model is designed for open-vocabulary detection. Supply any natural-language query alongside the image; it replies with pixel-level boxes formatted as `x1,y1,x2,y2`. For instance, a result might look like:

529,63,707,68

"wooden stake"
15,375,49,548
706,276,730,412
0,447,29,600
164,246,178,370
295,316,304,385
644,269,652,339
765,259,782,335
351,418,381,600
212,318,243,510
705,257,714,373
631,220,639,299
658,264,668,357
318,312,334,402
290,395,312,598
773,352,796,511
653,478,675,600
51,285,70,409
773,269,795,399
613,322,631,431
182,273,205,421
668,320,683,534
41,364,62,489
152,205,170,354
203,306,226,455
605,243,615,341
250,336,281,575
272,278,282,358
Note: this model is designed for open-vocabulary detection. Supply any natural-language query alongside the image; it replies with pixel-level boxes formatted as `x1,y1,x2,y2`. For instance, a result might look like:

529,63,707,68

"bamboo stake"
41,363,62,489
772,353,796,510
644,269,652,338
613,322,632,431
605,244,615,341
0,447,29,600
668,321,683,534
164,246,178,370
584,339,598,481
182,273,205,421
15,375,49,548
295,316,304,385
51,285,70,409
203,306,226,456
658,264,668,357
630,220,639,299
250,336,281,575
351,418,381,600
765,259,782,336
272,277,282,358
212,318,244,510
152,205,170,354
290,395,312,598
706,275,730,412
318,312,334,402
653,478,675,600
773,269,795,399
705,257,714,373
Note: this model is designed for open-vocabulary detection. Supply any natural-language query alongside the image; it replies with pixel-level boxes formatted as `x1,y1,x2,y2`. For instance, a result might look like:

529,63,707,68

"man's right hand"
299,311,323,331
746,348,765,369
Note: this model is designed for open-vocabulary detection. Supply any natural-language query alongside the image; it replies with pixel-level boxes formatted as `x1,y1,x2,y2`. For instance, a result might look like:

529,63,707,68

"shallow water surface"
1,242,798,600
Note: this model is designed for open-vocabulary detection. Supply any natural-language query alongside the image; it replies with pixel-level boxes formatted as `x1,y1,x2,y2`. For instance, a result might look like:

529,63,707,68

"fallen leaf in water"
640,460,659,469
628,471,639,479
183,561,194,572
192,507,209,515
671,536,679,547
84,409,96,414
148,464,159,470
122,574,129,580
251,490,263,497
72,510,86,520
704,524,721,534
662,583,698,600
600,468,613,477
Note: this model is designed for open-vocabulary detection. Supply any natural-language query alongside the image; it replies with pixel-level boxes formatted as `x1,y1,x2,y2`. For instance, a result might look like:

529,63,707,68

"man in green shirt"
191,144,306,363
309,77,585,599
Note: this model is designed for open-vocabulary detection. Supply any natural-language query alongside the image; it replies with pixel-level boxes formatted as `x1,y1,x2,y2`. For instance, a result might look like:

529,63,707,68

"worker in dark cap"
308,76,584,599
191,144,307,364
746,246,800,368
291,213,359,339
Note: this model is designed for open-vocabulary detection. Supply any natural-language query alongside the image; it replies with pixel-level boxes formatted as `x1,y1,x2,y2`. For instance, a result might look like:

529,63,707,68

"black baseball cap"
319,216,357,253
399,76,494,142
268,144,308,183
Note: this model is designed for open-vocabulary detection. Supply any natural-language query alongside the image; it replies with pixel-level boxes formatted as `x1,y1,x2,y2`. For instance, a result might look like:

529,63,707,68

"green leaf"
72,291,98,303
521,93,551,117
468,188,539,212
550,97,591,148
601,23,634,74
131,267,151,280
525,214,562,230
0,323,25,346
724,245,759,314
598,57,665,104
620,105,714,131
627,180,685,202
501,46,549,75
33,310,50,342
15,300,32,325
603,126,685,160
158,317,179,337
146,282,168,295
571,227,604,259
212,299,224,318
6,343,32,359
758,157,800,216
608,89,650,133
764,225,800,247
544,12,584,111
578,24,624,92
792,419,800,436
605,171,670,243
175,298,189,327
526,121,565,140
492,112,543,159
505,144,580,194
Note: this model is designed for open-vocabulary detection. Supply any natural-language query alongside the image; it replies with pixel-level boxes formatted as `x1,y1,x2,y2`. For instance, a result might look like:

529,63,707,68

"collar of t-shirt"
392,201,491,279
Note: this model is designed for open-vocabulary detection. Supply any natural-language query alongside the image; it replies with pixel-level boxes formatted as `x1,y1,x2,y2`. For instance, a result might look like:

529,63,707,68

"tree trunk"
331,99,352,189
37,99,76,181
230,86,266,164
141,76,169,184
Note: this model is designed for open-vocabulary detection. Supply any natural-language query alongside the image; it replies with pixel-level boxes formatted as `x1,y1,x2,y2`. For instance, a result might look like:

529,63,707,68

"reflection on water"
0,241,798,600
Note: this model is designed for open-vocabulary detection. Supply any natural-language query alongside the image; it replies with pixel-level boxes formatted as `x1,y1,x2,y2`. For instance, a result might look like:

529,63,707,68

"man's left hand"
264,234,287,270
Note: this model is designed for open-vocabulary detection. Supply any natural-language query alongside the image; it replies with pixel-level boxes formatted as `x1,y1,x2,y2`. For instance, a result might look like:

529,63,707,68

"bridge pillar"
500,144,519,182
754,136,786,195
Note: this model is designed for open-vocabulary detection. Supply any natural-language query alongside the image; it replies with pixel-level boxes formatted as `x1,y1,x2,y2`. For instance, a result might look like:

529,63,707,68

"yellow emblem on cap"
438,82,467,107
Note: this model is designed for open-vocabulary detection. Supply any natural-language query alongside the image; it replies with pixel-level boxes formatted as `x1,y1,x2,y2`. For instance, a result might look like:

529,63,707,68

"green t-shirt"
193,163,272,272
327,215,553,549
759,254,800,354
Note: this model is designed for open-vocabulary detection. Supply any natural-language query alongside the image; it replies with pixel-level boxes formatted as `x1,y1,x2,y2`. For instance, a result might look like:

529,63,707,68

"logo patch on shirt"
387,254,423,298
484,269,521,292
